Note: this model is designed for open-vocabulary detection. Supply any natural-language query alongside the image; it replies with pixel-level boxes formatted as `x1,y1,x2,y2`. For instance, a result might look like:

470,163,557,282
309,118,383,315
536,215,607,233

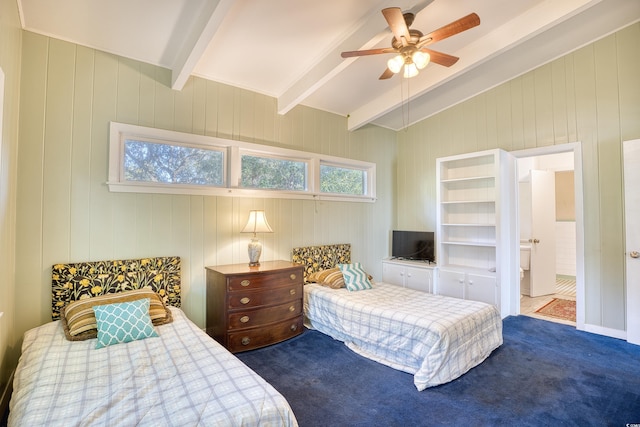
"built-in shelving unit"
435,149,517,317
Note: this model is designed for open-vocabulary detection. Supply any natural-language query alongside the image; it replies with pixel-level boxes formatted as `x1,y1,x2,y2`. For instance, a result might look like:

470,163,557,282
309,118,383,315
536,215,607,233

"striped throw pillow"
61,287,172,341
308,268,345,289
338,263,373,291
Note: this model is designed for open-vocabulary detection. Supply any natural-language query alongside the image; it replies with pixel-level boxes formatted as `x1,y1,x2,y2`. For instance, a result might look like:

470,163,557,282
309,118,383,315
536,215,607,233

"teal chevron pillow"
338,263,372,291
93,298,158,349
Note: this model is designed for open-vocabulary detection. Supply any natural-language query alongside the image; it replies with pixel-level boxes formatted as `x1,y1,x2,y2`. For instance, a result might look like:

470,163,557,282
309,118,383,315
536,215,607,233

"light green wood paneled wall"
397,23,640,331
14,32,395,340
0,0,22,392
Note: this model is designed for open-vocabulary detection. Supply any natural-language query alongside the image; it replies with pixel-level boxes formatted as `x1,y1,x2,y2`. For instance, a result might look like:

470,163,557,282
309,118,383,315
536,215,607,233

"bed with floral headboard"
9,255,297,426
291,243,351,282
51,256,181,321
292,243,503,391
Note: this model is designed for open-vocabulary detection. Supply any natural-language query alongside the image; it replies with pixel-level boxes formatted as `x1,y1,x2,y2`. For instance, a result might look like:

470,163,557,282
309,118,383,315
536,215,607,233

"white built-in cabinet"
382,258,434,293
435,149,517,318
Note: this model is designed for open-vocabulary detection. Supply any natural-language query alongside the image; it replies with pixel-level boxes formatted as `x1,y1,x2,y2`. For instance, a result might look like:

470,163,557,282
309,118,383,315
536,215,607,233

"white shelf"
437,264,496,276
440,200,496,205
441,241,496,247
441,175,495,183
442,223,496,227
435,148,517,318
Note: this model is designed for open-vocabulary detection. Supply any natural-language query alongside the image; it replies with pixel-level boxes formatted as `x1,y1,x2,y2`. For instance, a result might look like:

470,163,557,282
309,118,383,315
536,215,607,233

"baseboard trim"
583,323,626,341
0,369,14,424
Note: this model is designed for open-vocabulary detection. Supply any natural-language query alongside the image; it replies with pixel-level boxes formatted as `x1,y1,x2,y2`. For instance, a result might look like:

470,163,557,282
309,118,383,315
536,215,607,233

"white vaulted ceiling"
18,0,640,131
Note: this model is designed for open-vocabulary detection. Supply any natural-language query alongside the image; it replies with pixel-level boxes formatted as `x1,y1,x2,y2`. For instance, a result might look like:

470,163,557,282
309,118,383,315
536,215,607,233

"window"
124,139,224,186
241,153,307,191
320,163,367,196
108,122,376,202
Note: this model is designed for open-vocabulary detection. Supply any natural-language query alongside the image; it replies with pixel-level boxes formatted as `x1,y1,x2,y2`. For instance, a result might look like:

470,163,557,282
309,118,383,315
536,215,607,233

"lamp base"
247,237,262,267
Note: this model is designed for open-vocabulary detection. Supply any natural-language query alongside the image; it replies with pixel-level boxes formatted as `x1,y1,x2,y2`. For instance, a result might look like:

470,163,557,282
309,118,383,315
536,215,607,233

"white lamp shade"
403,63,419,78
387,55,404,74
412,51,430,70
241,210,273,234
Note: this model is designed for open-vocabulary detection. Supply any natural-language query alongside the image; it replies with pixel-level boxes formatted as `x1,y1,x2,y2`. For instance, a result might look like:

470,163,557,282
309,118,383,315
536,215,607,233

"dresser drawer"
228,285,301,309
227,268,302,292
206,261,305,352
228,300,302,330
227,316,303,352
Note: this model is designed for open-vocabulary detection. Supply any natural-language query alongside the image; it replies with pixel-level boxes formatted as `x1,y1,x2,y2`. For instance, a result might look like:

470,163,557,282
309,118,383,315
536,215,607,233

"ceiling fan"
341,8,480,79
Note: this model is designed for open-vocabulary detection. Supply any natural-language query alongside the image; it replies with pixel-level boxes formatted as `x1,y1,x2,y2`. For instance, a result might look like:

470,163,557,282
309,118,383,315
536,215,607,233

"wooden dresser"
205,260,304,352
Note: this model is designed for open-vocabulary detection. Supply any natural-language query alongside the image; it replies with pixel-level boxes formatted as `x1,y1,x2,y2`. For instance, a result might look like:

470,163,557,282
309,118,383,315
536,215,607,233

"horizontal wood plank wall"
397,23,640,331
14,32,395,334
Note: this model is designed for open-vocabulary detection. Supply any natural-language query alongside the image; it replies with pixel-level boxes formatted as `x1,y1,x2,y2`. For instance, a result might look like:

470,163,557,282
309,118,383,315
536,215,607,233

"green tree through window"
320,164,366,195
241,154,306,191
124,140,224,186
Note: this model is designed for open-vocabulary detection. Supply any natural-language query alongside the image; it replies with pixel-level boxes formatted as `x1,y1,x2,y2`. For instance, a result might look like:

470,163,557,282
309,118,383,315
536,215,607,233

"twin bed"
10,245,502,424
292,244,503,391
9,257,297,427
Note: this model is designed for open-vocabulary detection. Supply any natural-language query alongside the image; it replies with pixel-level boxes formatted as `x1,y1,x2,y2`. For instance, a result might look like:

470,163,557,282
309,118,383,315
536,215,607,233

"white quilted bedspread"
9,307,298,427
304,282,502,391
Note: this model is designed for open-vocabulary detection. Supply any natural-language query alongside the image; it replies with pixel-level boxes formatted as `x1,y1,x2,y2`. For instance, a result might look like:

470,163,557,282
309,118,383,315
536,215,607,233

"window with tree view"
109,122,375,201
124,139,224,186
320,164,366,195
241,154,307,191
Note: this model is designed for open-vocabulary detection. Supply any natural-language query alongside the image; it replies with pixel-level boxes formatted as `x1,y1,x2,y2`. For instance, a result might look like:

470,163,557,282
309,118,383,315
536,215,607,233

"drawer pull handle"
289,305,295,312
240,279,250,287
240,297,250,305
241,337,250,346
290,273,297,280
240,315,250,323
290,289,296,295
290,324,298,332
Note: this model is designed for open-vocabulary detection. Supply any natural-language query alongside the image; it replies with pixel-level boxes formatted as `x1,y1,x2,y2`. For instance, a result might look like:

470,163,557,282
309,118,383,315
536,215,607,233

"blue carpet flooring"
237,315,640,426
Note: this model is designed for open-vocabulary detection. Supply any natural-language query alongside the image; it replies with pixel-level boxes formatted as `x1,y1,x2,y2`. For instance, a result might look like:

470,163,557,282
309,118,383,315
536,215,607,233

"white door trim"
623,139,640,345
510,142,585,331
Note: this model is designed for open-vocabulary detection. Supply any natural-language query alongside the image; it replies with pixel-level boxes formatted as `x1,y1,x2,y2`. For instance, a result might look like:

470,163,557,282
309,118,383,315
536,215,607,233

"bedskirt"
304,282,502,391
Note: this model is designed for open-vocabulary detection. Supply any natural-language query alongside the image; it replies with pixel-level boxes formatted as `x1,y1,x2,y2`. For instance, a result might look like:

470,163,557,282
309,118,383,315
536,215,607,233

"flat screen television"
391,230,435,263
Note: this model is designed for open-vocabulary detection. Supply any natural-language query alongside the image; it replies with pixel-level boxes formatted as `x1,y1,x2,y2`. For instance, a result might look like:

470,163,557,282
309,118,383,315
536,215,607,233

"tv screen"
392,230,435,262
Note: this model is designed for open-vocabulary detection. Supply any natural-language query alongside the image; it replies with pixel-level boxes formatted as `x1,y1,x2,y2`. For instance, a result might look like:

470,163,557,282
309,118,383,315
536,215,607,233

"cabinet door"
382,262,405,286
404,266,432,293
465,273,497,306
436,269,465,299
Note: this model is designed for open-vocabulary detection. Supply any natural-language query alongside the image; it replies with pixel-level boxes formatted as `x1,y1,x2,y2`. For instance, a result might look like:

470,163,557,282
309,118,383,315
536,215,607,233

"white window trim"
108,122,376,202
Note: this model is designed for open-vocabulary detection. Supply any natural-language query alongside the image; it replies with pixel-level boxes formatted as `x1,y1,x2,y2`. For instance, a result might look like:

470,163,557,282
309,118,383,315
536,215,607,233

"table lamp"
241,210,273,266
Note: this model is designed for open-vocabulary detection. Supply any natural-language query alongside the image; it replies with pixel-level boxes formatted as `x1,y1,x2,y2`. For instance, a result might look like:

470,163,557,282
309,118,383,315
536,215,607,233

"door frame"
623,139,640,345
510,142,585,331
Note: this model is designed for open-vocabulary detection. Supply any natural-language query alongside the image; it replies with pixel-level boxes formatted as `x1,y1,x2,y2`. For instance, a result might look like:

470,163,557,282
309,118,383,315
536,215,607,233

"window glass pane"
320,164,366,195
241,154,307,191
124,139,224,186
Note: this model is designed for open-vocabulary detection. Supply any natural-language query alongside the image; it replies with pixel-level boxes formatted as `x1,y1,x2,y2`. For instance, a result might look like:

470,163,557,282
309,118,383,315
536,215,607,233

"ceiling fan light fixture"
387,55,404,74
412,51,430,70
404,62,419,78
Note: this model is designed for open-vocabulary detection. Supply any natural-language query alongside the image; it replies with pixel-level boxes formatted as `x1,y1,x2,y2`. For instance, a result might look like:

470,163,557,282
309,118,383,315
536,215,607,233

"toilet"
520,244,531,295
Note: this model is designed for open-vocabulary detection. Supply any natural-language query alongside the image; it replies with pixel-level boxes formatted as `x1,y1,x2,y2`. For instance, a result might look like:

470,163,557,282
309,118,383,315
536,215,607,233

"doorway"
510,143,585,330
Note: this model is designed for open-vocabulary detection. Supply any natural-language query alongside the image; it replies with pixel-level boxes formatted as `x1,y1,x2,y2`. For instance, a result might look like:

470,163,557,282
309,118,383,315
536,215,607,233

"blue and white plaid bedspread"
304,282,502,391
9,307,298,426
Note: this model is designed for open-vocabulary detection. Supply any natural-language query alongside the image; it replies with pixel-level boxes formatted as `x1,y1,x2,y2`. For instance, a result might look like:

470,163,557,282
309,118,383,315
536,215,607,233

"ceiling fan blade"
417,13,480,48
341,47,396,58
379,68,395,80
421,48,459,67
382,7,410,46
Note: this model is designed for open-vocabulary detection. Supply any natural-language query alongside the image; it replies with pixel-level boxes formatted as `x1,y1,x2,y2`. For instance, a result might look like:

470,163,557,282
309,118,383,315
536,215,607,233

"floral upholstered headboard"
291,244,351,282
51,256,181,321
